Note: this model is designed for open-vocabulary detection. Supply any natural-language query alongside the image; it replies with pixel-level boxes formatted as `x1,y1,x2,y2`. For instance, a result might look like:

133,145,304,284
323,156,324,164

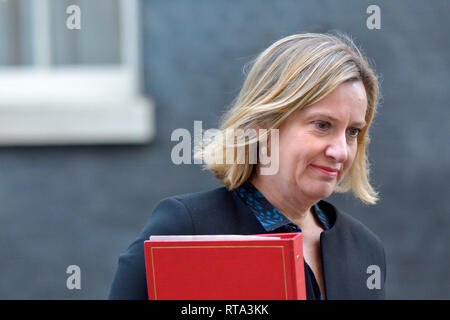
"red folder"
144,233,306,300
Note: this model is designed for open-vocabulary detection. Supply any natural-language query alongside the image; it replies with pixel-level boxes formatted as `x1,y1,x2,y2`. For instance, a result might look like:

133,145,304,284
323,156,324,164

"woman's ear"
253,119,273,157
258,131,272,158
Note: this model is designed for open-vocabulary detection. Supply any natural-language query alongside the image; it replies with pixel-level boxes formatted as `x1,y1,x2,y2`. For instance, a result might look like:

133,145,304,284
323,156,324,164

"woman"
108,32,386,300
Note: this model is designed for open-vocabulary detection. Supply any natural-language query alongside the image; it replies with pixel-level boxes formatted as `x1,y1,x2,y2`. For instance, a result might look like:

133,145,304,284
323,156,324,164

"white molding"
120,0,140,74
33,0,51,67
0,67,138,107
0,97,155,146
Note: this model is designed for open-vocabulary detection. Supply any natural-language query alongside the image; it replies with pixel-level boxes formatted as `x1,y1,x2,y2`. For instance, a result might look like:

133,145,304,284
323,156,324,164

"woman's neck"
248,175,320,232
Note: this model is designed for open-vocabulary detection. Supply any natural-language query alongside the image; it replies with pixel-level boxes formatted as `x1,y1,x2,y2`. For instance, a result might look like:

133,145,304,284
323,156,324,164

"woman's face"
270,80,368,203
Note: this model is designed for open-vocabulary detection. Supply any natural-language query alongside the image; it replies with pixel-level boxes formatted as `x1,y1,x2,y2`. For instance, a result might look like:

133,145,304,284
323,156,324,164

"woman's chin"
300,181,335,200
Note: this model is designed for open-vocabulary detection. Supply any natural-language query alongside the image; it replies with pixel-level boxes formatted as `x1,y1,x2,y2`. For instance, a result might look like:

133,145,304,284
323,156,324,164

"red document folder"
144,233,306,300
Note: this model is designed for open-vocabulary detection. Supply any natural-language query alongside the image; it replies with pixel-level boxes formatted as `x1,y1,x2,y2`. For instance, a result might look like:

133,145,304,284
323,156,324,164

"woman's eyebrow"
304,112,366,127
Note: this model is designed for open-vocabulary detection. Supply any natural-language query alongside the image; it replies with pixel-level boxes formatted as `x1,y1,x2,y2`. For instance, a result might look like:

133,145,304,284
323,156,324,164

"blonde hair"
195,32,380,204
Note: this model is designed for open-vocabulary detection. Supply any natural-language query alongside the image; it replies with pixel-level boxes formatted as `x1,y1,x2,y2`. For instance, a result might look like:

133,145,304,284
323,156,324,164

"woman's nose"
325,134,348,163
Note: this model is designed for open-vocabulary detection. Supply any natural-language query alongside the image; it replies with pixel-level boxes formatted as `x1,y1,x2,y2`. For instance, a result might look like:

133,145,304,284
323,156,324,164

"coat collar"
235,181,332,232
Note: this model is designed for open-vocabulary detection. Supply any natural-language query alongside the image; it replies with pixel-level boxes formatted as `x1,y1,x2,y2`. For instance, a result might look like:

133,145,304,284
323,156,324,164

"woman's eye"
314,121,330,130
348,128,361,138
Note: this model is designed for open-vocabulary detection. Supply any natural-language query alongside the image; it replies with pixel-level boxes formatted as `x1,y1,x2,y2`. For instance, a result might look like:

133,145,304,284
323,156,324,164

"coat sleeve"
107,197,195,299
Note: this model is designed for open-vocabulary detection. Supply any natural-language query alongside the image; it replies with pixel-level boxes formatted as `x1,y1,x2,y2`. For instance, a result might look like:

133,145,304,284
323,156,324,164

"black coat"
108,186,386,300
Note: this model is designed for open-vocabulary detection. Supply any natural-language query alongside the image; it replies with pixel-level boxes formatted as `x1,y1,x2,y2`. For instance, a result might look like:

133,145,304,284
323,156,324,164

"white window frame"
0,0,155,145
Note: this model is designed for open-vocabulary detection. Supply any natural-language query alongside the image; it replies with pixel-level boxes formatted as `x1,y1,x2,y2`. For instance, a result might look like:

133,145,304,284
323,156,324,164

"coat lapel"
319,201,385,299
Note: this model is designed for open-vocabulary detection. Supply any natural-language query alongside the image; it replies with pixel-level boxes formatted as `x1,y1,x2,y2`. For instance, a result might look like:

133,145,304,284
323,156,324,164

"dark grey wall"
1,0,449,299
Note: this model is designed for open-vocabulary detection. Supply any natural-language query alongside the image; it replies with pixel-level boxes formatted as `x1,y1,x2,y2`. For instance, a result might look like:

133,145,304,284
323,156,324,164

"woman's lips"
311,164,339,177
